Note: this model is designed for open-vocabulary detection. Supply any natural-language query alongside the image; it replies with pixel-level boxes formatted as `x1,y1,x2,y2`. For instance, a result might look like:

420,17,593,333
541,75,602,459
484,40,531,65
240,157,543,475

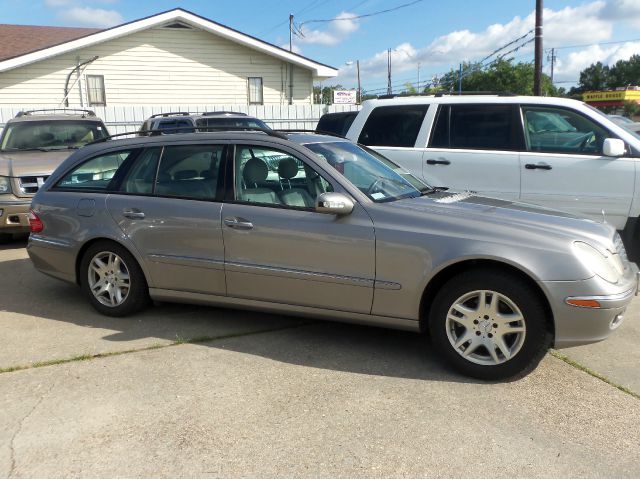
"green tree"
576,62,610,93
434,59,557,96
312,84,344,104
608,55,640,88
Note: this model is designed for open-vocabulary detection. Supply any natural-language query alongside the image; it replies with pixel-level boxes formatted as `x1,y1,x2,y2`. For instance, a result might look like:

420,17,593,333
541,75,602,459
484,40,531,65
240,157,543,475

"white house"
0,8,337,107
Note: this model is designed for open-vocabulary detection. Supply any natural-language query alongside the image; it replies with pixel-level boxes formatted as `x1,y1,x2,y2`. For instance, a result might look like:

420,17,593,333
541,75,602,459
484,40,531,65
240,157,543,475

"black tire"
428,269,552,381
79,240,150,317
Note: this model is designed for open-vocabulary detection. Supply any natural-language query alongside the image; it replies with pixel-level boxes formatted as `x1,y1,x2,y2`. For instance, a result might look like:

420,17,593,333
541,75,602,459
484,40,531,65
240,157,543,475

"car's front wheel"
80,241,150,317
429,269,552,380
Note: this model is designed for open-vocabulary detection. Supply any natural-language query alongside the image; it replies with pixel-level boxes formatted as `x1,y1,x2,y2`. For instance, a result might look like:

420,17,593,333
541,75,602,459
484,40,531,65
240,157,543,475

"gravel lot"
1,238,639,478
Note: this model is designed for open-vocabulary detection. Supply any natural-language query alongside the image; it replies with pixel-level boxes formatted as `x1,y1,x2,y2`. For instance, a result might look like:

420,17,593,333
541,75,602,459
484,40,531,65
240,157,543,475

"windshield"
303,140,428,202
0,120,107,151
584,103,640,141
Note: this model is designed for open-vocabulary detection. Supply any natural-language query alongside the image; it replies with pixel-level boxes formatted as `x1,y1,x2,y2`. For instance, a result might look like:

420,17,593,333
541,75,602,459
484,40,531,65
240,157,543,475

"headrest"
243,157,269,184
278,157,299,180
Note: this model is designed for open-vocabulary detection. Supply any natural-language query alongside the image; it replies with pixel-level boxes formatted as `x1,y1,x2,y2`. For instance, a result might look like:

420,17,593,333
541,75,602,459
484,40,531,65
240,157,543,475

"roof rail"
433,91,518,97
148,112,192,118
15,108,96,118
87,125,287,145
202,111,248,116
277,129,347,139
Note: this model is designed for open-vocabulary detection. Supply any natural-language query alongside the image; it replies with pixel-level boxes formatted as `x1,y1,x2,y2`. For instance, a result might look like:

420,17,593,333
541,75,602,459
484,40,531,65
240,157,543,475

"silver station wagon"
27,130,638,380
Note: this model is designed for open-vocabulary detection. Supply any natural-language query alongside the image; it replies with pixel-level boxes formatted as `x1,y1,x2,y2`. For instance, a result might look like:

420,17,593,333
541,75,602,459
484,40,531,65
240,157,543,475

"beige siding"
0,27,314,105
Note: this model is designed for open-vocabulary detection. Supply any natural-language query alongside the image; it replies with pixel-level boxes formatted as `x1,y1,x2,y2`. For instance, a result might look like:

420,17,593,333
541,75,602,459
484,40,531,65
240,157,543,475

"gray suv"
0,109,109,240
138,111,271,135
27,130,638,380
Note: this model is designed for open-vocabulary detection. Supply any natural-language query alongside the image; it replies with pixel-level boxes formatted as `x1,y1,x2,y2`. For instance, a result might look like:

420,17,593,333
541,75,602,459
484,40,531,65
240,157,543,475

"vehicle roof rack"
87,125,287,145
202,111,248,116
15,108,96,118
433,91,518,97
276,129,347,139
148,112,192,118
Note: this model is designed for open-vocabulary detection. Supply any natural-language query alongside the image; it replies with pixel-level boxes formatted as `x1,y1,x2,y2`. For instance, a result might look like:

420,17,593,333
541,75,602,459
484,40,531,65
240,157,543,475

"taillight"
28,210,44,233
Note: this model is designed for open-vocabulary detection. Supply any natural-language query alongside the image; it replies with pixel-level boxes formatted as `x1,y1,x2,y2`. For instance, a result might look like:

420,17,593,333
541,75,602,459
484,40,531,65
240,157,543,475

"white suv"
343,95,640,258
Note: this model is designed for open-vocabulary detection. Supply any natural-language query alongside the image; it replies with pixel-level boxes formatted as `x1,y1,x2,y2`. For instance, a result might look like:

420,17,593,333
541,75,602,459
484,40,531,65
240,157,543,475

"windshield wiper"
420,186,448,196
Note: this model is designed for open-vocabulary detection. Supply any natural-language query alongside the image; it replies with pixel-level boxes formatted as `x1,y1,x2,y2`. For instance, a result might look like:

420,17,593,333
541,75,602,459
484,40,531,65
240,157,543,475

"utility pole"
417,62,421,93
547,47,557,84
356,60,361,104
458,63,463,94
534,0,543,96
288,14,294,105
387,48,392,95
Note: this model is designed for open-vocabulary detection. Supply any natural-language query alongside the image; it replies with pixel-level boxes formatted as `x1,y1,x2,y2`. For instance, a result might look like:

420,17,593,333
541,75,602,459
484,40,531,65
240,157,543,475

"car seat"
241,157,280,204
277,158,314,207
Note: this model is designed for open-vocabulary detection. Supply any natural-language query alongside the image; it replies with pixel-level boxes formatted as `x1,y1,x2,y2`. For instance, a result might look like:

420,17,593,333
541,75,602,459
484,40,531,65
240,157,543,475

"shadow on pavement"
1,252,479,384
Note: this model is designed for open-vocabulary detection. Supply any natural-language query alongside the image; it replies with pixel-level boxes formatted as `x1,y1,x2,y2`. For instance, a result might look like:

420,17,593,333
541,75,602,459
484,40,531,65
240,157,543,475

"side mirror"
315,192,354,215
603,138,626,157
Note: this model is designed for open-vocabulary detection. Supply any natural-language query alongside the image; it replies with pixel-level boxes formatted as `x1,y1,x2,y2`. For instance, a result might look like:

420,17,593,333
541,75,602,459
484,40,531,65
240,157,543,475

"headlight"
0,176,11,194
573,241,623,283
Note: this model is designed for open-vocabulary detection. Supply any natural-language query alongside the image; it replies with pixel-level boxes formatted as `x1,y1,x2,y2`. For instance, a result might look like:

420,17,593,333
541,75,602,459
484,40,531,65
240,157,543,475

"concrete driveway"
1,239,639,478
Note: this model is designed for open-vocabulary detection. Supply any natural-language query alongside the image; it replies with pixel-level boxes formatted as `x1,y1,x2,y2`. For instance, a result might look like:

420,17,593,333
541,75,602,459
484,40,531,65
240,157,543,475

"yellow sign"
583,90,640,102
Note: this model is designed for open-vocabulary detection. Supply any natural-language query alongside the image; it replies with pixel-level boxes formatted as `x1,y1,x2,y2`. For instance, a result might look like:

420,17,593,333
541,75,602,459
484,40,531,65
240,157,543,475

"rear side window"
358,105,429,147
55,150,134,190
431,104,521,151
316,112,357,136
155,119,195,134
154,145,224,200
119,148,162,195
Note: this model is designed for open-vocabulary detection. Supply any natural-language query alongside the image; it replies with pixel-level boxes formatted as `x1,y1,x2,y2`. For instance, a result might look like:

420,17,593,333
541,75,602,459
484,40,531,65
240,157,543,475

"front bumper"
0,198,31,233
542,263,639,348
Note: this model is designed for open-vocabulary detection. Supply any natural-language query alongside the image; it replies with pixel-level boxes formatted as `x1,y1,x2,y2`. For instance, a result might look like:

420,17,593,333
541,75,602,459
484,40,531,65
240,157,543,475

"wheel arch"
75,236,150,286
418,259,555,338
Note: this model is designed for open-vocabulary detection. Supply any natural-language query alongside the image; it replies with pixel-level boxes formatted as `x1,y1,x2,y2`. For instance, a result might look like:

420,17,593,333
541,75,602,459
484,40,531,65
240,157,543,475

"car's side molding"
149,287,420,331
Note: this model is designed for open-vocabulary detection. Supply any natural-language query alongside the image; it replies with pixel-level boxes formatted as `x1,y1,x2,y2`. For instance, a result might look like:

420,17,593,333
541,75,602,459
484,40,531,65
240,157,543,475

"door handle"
426,158,451,165
224,217,253,230
525,163,552,170
122,208,145,219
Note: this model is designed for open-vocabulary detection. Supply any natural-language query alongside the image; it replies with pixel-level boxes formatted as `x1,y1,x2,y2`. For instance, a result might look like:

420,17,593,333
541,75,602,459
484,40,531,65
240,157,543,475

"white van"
342,95,640,258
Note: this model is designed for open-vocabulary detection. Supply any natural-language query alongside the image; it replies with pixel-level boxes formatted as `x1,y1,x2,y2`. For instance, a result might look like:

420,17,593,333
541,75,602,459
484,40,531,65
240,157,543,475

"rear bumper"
542,264,638,348
0,199,31,233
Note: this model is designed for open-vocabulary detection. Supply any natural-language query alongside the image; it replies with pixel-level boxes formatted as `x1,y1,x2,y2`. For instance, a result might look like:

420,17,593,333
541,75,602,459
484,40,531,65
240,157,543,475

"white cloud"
44,1,124,28
334,0,640,89
554,42,640,82
62,6,123,27
296,12,359,47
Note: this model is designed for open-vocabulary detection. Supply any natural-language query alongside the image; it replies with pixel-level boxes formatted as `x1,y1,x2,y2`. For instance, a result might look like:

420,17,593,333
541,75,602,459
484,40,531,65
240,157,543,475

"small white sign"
333,90,357,104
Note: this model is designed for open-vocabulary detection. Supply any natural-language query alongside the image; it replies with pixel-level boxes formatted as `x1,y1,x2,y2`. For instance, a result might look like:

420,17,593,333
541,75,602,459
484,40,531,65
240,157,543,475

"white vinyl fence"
0,104,361,135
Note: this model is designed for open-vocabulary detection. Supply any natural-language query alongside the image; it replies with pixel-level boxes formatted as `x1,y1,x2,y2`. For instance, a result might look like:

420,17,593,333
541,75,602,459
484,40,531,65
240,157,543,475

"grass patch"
0,322,311,375
549,350,640,401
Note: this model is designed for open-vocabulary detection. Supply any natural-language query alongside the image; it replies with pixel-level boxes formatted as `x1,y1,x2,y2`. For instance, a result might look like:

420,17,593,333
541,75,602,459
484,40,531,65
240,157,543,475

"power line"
298,0,424,29
257,0,333,36
550,37,640,51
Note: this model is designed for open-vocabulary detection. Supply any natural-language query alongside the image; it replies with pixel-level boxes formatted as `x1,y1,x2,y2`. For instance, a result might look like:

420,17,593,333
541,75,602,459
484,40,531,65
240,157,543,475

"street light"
345,60,361,104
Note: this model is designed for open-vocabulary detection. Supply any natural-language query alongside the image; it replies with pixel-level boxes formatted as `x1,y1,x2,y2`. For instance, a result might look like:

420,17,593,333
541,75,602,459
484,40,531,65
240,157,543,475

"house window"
248,77,263,105
86,75,106,106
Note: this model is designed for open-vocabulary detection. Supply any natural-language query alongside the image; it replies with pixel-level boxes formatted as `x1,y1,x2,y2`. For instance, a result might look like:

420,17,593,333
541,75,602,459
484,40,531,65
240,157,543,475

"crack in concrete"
7,381,56,478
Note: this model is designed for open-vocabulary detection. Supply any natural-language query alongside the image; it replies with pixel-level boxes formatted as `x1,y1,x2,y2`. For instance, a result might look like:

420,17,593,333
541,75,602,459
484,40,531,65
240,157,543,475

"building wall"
0,26,314,106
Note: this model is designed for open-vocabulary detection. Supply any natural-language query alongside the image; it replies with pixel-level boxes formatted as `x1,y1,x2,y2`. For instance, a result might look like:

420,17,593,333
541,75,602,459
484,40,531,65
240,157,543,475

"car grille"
19,176,49,194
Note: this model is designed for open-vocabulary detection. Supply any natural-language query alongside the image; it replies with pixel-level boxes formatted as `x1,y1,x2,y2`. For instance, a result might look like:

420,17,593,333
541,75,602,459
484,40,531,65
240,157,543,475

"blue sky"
2,0,640,92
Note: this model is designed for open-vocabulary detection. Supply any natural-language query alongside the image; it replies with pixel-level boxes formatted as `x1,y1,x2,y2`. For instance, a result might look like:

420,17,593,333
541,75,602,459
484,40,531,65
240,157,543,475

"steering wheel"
366,178,384,195
578,133,595,152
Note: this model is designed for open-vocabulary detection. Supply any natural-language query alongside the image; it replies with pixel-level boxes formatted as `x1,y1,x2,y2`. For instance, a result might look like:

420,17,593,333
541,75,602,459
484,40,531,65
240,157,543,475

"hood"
0,150,75,177
385,191,616,250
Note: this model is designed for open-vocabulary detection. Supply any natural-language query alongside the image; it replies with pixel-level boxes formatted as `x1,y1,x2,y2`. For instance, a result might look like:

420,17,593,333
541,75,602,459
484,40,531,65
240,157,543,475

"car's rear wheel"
80,241,149,317
428,269,551,380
